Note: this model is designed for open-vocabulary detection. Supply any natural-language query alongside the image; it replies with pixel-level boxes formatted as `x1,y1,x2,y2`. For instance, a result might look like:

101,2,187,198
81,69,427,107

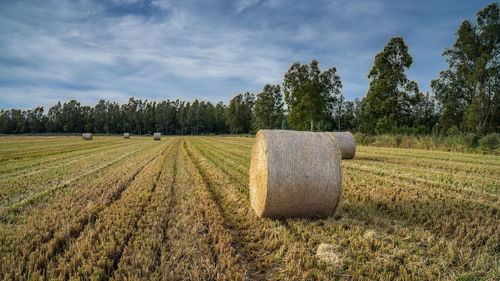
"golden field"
0,136,499,280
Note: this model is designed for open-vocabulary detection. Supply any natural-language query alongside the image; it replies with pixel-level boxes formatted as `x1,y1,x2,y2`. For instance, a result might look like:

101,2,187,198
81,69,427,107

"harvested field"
0,135,499,280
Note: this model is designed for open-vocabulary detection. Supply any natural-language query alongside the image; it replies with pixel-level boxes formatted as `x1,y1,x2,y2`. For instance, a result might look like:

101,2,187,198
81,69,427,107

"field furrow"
144,139,221,280
110,139,181,280
186,138,342,280
0,140,166,280
52,142,169,280
0,141,159,221
0,140,152,209
186,137,500,279
0,138,113,161
0,136,498,280
0,138,141,179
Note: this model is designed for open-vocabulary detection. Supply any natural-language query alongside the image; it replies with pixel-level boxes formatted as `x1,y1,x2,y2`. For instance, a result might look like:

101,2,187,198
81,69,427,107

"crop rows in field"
0,136,499,280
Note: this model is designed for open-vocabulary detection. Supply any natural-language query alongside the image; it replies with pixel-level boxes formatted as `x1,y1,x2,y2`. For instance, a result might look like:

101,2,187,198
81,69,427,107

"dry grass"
0,135,498,280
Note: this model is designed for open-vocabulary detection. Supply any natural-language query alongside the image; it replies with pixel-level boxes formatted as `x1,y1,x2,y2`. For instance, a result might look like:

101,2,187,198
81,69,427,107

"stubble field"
0,136,499,280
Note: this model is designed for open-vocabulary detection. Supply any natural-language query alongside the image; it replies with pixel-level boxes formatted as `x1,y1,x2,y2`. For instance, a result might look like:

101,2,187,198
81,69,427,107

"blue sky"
0,0,494,109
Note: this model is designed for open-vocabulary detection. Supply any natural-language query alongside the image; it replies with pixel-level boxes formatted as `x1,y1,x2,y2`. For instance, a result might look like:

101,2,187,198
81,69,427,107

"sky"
0,0,494,109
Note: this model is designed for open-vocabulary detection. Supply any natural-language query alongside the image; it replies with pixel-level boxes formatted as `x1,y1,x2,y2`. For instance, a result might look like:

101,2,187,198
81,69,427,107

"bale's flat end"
329,132,356,159
249,130,268,218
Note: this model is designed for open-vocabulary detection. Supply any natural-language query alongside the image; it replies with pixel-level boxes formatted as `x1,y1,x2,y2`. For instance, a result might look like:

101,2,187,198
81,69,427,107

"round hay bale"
153,133,161,141
82,133,93,140
124,133,130,139
327,132,356,159
249,130,342,218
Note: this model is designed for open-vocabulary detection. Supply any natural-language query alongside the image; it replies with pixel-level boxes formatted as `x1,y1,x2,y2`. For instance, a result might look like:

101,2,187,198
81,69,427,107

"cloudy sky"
0,0,493,109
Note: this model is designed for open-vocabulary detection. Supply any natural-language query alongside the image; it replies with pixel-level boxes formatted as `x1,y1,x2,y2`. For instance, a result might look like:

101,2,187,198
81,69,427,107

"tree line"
0,3,498,137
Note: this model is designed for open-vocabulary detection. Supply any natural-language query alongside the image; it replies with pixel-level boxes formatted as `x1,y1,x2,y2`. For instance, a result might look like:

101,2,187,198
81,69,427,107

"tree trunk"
310,119,314,132
338,103,342,131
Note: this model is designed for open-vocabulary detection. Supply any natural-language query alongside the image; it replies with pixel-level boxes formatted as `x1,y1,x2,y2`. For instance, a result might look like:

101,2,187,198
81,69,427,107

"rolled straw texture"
82,133,93,140
328,132,356,159
249,130,342,218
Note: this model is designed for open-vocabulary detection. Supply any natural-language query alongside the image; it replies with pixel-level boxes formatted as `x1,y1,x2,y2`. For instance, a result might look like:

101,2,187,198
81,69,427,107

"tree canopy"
253,84,284,130
431,2,499,135
361,36,420,134
283,60,342,131
225,92,255,134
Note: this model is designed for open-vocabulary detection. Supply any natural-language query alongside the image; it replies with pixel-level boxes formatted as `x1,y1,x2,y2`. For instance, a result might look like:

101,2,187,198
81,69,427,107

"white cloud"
0,86,131,109
234,0,261,14
0,0,473,108
151,0,170,10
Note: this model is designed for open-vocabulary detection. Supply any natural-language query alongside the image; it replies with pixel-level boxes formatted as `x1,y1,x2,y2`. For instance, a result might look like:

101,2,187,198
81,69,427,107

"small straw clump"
316,243,341,266
124,133,130,139
327,132,356,159
82,133,93,140
249,130,342,218
153,133,161,141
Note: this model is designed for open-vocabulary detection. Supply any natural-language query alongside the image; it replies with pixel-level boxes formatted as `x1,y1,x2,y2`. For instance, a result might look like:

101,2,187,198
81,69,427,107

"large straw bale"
124,133,130,139
82,133,93,140
153,133,161,141
327,132,356,159
249,130,342,218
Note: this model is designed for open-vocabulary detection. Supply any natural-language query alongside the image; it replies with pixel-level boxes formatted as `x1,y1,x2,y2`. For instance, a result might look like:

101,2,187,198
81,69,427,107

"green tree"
254,84,284,130
26,106,46,133
283,60,342,131
144,101,156,134
106,102,121,133
226,92,254,134
214,101,228,134
177,101,189,135
336,99,356,131
362,36,420,134
61,100,83,133
47,102,63,133
82,105,94,132
93,99,107,133
121,98,138,134
413,91,438,133
155,100,175,134
431,2,499,135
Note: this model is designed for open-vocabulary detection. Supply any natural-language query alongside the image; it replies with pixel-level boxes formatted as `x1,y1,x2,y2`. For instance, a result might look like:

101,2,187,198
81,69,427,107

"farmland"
0,136,499,280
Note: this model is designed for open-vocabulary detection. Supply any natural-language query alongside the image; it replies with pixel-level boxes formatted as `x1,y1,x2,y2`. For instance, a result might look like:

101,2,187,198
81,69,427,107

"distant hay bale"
249,130,342,218
82,133,93,140
153,133,161,141
124,133,130,139
327,132,356,159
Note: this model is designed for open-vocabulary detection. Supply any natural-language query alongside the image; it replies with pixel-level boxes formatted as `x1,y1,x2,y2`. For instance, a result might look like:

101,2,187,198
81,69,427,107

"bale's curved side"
249,130,342,218
124,133,130,139
153,133,161,141
329,132,356,159
82,133,93,140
